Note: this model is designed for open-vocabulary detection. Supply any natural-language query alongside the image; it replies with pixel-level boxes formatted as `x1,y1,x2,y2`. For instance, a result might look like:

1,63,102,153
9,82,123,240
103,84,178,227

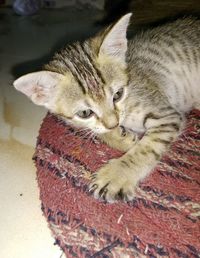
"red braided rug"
34,109,200,258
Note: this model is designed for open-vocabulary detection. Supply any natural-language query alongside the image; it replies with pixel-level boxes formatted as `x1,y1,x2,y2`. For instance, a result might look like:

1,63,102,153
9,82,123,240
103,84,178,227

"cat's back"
128,17,200,112
129,17,200,56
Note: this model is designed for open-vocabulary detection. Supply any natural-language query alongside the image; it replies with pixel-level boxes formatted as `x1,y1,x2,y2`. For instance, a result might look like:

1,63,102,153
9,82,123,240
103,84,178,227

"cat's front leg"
90,113,182,202
99,126,137,152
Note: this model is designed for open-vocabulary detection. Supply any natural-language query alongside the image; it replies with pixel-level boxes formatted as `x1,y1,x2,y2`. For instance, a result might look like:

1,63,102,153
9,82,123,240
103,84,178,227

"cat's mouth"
134,132,146,140
133,130,145,140
132,130,146,140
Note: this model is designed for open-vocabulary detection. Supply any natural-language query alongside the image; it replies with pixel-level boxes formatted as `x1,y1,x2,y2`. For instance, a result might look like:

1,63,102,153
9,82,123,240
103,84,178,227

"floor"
0,7,102,258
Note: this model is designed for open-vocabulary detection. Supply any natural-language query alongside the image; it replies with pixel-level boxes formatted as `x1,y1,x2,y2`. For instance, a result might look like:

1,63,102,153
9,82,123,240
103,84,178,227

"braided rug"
34,109,200,258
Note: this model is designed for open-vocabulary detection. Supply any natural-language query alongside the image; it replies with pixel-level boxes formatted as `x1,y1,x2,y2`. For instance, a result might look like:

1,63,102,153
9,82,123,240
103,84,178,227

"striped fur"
46,42,106,99
14,14,200,202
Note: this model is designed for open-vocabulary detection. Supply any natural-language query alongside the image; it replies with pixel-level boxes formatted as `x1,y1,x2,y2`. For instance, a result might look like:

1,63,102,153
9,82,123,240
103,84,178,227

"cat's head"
13,13,132,134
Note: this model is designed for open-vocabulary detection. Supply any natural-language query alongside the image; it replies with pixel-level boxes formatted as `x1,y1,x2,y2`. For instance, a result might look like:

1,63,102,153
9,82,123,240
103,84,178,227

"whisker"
87,131,97,149
65,127,91,137
80,130,93,139
64,126,97,150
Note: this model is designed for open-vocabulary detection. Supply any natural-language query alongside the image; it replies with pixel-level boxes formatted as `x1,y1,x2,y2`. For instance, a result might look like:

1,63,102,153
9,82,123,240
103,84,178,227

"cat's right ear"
13,71,64,109
98,13,132,63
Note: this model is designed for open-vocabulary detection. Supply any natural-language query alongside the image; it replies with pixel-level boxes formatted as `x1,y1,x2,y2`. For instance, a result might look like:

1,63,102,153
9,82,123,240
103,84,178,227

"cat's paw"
116,127,137,152
89,159,138,202
100,126,137,152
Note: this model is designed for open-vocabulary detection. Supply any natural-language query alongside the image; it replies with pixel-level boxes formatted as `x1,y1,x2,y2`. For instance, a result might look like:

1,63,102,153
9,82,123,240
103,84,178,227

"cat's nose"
102,111,119,130
107,122,119,130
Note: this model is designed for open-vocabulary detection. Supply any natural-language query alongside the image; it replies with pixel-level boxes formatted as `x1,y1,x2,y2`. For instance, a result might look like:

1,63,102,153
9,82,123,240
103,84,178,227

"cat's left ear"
99,13,132,63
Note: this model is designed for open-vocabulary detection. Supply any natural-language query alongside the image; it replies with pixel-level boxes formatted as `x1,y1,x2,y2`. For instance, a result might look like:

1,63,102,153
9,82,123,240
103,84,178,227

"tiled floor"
0,7,102,258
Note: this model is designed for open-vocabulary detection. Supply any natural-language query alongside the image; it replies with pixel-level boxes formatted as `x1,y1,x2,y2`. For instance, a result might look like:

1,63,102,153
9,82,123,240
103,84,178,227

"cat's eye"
113,88,124,102
76,109,94,119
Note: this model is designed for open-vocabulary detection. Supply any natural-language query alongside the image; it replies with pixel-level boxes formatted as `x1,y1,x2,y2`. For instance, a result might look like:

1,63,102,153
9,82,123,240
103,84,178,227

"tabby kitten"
14,14,200,202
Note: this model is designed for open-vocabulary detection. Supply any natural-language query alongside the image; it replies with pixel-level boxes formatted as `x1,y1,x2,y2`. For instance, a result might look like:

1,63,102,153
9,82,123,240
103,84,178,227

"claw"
99,183,110,198
120,126,127,137
89,183,98,192
116,188,124,200
102,188,108,200
90,173,97,180
132,134,138,142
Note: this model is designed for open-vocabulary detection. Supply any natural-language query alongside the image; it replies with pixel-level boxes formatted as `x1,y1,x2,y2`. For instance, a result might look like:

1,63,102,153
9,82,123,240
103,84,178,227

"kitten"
14,14,200,202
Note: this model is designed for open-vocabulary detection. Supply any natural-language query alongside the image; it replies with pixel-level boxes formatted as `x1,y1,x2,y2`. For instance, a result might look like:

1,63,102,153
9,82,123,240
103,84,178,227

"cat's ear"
13,71,64,108
99,13,132,62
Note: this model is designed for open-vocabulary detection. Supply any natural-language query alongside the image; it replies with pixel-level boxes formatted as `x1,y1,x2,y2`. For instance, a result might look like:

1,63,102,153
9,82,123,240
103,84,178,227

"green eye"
76,109,94,119
113,88,124,102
